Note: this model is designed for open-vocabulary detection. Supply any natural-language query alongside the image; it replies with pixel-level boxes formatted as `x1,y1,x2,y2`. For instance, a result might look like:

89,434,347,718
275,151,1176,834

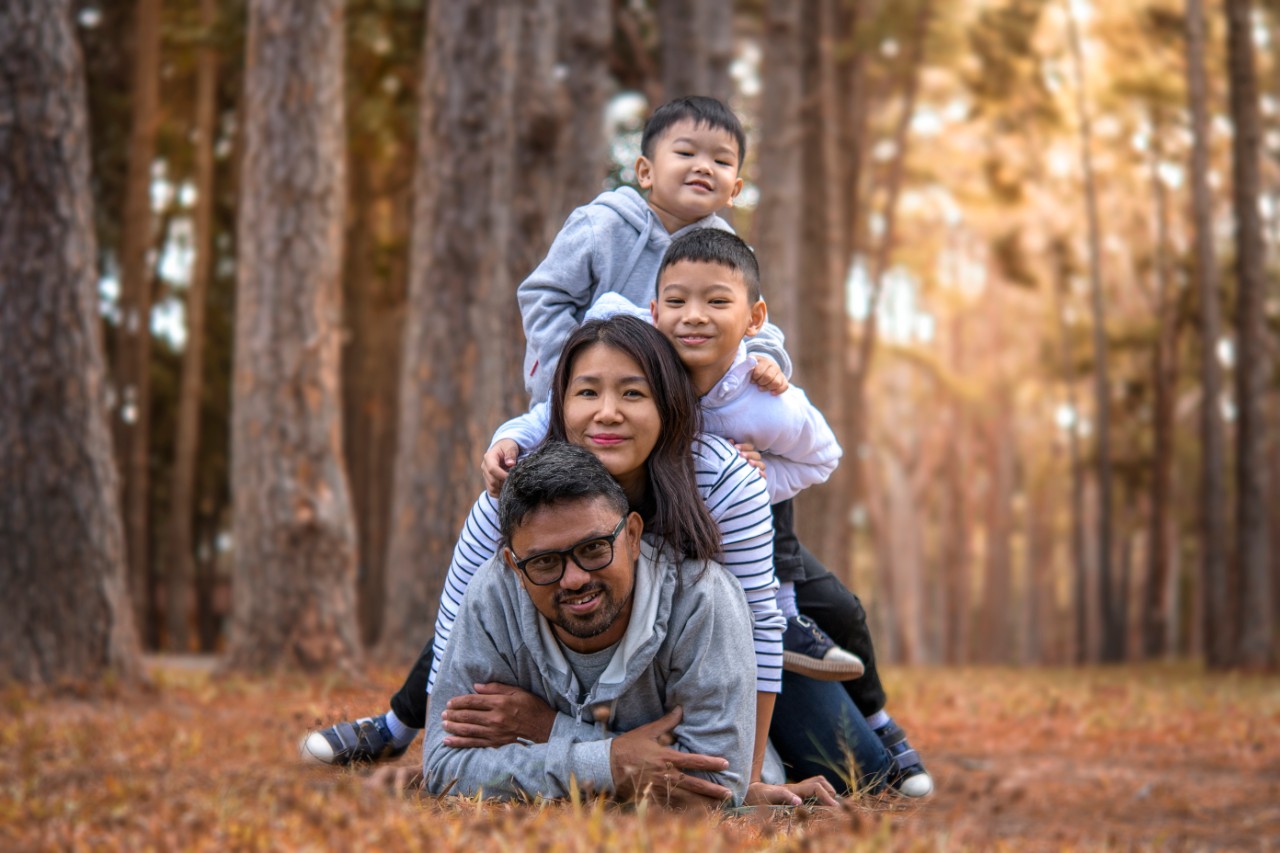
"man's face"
503,497,643,654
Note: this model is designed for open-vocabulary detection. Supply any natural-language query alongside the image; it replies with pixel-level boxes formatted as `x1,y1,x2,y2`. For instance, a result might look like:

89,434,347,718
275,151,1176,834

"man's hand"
749,355,789,395
745,775,841,807
733,442,766,477
440,682,556,748
610,707,733,810
481,440,520,496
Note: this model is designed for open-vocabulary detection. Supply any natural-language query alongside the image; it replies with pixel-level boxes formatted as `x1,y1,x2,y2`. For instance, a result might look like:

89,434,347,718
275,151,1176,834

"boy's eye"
664,298,685,306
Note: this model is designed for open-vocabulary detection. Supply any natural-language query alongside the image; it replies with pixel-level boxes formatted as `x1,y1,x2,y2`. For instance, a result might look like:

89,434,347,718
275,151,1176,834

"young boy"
303,96,930,797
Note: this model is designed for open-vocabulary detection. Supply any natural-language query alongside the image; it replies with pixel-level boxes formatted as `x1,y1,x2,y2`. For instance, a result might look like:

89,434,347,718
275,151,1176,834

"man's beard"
550,581,633,640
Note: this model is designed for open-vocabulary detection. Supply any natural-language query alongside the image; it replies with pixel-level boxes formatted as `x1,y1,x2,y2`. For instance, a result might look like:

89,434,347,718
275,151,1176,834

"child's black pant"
389,499,888,728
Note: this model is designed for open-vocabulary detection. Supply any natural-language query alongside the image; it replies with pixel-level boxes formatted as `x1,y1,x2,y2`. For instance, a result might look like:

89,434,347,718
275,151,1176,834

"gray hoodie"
517,186,792,403
422,538,758,804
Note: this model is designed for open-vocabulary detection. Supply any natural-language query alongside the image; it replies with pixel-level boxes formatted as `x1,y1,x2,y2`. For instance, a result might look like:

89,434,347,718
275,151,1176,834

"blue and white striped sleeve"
693,434,785,694
428,491,503,694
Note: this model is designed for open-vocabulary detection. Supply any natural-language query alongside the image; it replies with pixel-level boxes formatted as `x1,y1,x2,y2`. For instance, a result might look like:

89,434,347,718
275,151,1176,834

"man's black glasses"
509,518,626,586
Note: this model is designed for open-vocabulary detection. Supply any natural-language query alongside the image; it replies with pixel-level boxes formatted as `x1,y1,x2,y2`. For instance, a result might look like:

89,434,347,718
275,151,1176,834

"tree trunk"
1065,0,1121,661
657,0,733,103
1225,0,1274,668
1142,111,1179,660
380,0,527,660
1184,0,1232,669
0,0,143,684
165,0,219,653
225,0,361,672
556,0,611,214
112,0,163,649
753,0,803,340
942,315,973,664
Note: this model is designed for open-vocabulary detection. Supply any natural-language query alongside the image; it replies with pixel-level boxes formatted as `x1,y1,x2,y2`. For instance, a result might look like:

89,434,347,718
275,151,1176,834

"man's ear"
501,547,519,572
635,155,654,190
625,511,644,553
745,298,768,338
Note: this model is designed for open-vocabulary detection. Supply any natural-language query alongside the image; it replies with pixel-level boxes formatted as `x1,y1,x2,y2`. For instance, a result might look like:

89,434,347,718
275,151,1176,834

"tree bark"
0,0,143,684
556,0,611,214
1184,0,1232,668
1225,0,1274,668
1065,0,1121,661
112,0,164,649
753,0,804,340
165,0,219,653
657,0,733,103
225,0,362,672
380,0,527,660
1142,110,1180,660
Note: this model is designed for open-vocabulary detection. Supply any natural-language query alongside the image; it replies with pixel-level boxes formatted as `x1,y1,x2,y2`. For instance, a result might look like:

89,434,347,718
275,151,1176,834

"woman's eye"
622,389,646,399
575,388,598,398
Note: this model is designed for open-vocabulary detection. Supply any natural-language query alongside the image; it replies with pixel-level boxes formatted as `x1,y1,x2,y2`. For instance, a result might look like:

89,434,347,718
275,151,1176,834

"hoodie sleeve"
742,385,843,504
423,568,616,800
490,402,552,452
743,319,792,380
517,208,599,404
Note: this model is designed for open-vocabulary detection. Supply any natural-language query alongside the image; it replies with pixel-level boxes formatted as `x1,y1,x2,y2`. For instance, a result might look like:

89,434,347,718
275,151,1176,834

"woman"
304,315,893,801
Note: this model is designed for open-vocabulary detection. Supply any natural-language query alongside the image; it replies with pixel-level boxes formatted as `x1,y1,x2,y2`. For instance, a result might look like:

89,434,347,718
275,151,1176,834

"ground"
2,660,1277,851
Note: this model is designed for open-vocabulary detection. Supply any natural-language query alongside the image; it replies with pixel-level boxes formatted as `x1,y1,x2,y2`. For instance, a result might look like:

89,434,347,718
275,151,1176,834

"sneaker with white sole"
781,614,866,681
875,718,933,797
300,715,408,766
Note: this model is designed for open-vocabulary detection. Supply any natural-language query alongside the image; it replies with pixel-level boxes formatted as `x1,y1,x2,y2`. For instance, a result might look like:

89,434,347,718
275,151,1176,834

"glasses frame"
509,517,627,586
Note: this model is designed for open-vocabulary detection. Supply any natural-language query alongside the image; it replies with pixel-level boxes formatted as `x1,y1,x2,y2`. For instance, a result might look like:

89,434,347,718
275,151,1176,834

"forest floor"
2,659,1277,851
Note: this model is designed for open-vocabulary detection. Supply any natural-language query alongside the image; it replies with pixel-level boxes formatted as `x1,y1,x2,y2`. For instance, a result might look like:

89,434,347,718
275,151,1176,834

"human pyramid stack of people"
299,96,933,808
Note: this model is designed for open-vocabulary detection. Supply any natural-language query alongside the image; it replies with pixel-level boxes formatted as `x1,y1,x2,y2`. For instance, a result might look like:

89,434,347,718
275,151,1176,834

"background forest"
3,0,1280,685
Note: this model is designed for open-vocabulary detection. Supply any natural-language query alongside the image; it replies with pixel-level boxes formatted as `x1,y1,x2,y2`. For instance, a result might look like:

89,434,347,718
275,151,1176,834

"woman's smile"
563,343,661,494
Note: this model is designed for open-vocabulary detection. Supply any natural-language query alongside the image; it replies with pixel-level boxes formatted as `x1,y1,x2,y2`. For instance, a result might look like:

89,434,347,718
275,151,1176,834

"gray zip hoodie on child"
422,538,757,804
517,186,791,403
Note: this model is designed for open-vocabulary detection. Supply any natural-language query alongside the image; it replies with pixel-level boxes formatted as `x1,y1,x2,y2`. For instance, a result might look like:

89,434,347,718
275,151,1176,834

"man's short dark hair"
658,228,762,303
641,96,747,165
498,442,630,542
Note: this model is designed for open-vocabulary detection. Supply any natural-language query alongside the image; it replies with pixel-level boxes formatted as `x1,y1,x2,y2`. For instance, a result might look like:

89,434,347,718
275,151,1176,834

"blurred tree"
225,0,361,671
1065,0,1122,662
1225,0,1274,668
165,0,219,652
113,0,163,648
0,0,143,683
657,0,732,102
381,0,529,660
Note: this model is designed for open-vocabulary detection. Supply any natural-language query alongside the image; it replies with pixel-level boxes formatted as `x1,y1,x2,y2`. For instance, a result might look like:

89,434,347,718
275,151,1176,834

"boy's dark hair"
498,442,629,542
658,229,762,303
641,96,747,165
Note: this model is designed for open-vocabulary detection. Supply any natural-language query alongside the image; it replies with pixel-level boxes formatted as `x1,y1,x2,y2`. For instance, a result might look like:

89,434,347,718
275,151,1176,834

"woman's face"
562,343,662,490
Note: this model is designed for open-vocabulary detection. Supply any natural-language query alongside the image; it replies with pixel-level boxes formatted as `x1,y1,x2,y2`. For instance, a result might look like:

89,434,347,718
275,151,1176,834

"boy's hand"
482,439,520,496
749,355,789,395
734,442,766,477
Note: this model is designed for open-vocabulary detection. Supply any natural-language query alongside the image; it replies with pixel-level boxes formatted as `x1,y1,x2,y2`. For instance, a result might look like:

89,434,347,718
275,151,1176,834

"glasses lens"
572,537,614,571
523,554,564,584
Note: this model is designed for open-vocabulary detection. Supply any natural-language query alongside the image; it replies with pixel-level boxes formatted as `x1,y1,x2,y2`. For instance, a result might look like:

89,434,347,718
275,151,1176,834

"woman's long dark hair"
546,315,721,564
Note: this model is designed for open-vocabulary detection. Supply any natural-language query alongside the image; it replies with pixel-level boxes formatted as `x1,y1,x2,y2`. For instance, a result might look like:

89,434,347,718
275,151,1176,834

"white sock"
384,709,419,747
866,709,891,730
775,582,800,618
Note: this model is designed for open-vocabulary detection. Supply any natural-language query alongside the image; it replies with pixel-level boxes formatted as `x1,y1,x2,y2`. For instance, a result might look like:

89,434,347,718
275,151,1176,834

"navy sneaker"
875,718,933,797
782,614,866,681
300,715,408,766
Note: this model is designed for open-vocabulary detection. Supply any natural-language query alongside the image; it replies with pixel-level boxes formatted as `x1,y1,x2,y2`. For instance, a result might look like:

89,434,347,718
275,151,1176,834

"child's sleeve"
746,386,843,504
743,319,793,379
490,402,551,452
517,209,598,404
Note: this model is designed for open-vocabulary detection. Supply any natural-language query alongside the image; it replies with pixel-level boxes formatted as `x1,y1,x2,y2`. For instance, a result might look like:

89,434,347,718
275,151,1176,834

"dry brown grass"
2,659,1277,851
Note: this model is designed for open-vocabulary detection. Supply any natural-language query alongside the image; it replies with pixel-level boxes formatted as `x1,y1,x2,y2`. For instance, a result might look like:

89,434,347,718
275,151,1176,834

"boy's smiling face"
650,259,767,396
635,118,744,234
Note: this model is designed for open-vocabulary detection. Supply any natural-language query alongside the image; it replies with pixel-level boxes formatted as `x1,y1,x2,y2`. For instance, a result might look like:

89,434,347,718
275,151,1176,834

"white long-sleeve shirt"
428,433,785,695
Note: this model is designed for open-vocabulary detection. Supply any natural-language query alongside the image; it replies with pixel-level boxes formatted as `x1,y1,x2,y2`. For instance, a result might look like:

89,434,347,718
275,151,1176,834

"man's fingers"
657,748,729,773
440,708,497,727
442,735,506,749
445,694,501,712
659,771,732,802
471,682,514,695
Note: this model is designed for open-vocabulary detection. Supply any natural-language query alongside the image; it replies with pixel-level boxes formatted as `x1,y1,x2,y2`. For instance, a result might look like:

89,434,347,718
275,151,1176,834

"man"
422,442,757,807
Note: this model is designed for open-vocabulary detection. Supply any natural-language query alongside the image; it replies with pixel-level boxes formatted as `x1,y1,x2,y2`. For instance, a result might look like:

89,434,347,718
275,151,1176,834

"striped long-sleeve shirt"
427,433,786,695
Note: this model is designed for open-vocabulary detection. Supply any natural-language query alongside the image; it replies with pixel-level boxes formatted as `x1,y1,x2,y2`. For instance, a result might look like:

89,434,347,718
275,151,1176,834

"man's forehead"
509,497,620,551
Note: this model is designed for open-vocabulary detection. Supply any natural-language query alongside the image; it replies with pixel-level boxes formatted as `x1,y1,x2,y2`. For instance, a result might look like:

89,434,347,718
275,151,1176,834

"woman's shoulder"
690,432,740,465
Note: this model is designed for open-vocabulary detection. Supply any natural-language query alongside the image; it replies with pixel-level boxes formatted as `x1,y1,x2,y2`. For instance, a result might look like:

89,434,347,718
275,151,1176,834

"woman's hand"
745,776,841,807
749,355,789,395
440,682,556,747
481,440,520,496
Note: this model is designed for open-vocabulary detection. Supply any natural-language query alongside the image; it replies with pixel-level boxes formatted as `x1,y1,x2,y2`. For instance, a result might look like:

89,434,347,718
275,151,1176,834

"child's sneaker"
300,715,408,766
782,614,866,681
874,718,933,797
